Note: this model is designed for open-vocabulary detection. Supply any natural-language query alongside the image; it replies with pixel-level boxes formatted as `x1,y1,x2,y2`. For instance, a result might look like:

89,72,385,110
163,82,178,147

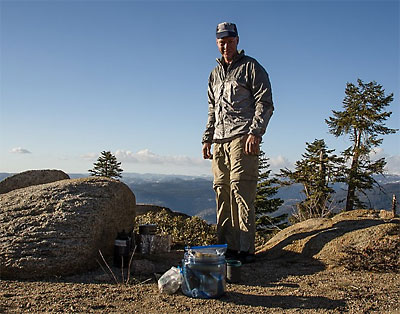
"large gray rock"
0,177,136,279
0,169,70,194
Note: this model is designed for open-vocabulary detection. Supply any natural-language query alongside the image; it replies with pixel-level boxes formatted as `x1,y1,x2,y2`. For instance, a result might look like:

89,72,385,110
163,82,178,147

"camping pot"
226,259,242,283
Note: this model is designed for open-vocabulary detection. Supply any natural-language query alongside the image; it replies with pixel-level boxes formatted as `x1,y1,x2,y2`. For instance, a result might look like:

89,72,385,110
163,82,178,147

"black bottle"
113,230,131,268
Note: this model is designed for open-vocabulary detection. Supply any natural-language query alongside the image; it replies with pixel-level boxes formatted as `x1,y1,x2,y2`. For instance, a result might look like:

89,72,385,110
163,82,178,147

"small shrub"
136,209,282,250
135,210,217,247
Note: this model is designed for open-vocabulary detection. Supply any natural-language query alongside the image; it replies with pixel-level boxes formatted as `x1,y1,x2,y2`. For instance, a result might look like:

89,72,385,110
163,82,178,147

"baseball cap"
216,22,238,39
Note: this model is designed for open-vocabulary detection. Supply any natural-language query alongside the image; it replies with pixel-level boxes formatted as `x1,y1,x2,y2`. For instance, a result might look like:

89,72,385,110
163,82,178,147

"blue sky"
1,0,399,176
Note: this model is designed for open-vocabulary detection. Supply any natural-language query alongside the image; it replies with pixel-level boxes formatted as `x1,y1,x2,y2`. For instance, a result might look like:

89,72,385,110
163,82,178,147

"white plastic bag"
158,266,183,295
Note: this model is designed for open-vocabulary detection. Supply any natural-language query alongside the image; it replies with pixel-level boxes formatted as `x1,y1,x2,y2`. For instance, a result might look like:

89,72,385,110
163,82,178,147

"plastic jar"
181,246,227,299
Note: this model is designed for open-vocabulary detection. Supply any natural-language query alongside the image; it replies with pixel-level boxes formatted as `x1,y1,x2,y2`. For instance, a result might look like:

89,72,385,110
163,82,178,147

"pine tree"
326,79,397,211
279,139,344,222
255,149,286,234
89,151,123,179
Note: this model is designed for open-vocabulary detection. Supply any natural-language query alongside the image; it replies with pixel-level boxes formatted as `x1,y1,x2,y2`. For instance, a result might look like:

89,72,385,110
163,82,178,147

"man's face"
216,36,239,63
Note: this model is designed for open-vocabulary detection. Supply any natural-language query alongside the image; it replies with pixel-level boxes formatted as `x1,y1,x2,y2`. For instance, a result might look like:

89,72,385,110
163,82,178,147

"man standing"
202,22,274,263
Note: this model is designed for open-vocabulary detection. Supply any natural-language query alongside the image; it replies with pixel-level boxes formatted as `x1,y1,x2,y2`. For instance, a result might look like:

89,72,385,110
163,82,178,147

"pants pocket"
229,136,259,182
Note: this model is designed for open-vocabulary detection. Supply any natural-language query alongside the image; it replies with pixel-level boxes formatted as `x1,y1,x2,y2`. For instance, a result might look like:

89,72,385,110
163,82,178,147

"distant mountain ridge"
0,172,398,223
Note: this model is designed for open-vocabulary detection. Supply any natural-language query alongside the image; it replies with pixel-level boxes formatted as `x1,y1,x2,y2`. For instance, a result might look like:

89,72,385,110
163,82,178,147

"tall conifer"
326,79,397,211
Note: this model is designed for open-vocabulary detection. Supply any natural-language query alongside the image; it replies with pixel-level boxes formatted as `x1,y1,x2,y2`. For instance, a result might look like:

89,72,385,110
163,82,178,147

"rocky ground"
1,251,399,313
2,209,399,313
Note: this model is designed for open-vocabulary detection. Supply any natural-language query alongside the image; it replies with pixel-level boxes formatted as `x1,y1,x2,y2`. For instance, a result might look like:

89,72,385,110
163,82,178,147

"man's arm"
202,74,216,158
202,76,216,143
248,60,274,138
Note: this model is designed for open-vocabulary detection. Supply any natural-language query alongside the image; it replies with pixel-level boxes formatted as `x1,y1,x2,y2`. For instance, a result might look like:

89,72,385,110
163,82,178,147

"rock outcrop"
0,177,136,279
257,209,400,266
0,169,70,194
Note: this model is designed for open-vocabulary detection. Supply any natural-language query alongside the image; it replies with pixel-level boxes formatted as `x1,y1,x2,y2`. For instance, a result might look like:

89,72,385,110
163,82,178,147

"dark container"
226,259,242,283
113,230,131,268
139,224,157,235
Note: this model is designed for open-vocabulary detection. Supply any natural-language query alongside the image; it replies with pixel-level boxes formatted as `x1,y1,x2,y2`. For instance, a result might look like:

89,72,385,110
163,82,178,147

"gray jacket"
202,50,274,143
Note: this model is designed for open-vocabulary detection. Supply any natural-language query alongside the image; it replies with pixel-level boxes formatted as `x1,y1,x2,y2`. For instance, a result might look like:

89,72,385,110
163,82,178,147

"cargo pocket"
229,136,258,182
212,143,229,185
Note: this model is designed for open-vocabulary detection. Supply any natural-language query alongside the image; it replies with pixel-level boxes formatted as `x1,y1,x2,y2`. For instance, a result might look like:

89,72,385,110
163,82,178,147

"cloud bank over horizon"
2,147,399,176
81,149,293,176
114,149,208,166
79,148,400,176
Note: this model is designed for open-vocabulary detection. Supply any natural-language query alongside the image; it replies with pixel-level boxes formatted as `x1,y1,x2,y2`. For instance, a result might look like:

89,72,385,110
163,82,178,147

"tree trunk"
318,150,327,215
345,132,361,212
345,183,355,211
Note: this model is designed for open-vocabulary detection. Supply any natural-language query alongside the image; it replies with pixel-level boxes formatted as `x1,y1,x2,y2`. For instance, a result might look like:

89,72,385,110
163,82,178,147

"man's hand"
202,143,213,159
245,134,261,155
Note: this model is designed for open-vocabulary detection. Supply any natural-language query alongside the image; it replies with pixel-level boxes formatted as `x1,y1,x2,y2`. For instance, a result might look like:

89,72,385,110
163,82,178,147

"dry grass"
340,237,400,273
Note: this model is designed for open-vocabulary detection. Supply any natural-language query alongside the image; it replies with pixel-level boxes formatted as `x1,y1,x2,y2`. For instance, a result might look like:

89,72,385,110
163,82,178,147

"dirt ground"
1,251,399,313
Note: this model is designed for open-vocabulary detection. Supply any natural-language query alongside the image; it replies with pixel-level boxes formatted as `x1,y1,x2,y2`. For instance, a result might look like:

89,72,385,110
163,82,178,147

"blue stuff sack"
181,244,227,299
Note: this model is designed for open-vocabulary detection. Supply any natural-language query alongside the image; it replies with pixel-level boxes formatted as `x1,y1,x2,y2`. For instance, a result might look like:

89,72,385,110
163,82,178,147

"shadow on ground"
221,292,346,311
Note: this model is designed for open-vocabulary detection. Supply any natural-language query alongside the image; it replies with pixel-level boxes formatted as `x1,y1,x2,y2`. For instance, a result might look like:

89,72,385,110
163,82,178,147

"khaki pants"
212,136,258,254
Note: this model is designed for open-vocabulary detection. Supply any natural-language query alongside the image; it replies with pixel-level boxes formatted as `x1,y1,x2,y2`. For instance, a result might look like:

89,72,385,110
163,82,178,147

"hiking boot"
225,249,239,259
238,252,256,264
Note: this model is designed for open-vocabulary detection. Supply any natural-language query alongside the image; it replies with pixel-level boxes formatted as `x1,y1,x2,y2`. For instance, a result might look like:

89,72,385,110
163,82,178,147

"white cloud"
369,148,400,175
10,147,31,154
115,149,208,166
385,155,400,175
268,155,293,173
79,149,212,176
113,150,296,175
